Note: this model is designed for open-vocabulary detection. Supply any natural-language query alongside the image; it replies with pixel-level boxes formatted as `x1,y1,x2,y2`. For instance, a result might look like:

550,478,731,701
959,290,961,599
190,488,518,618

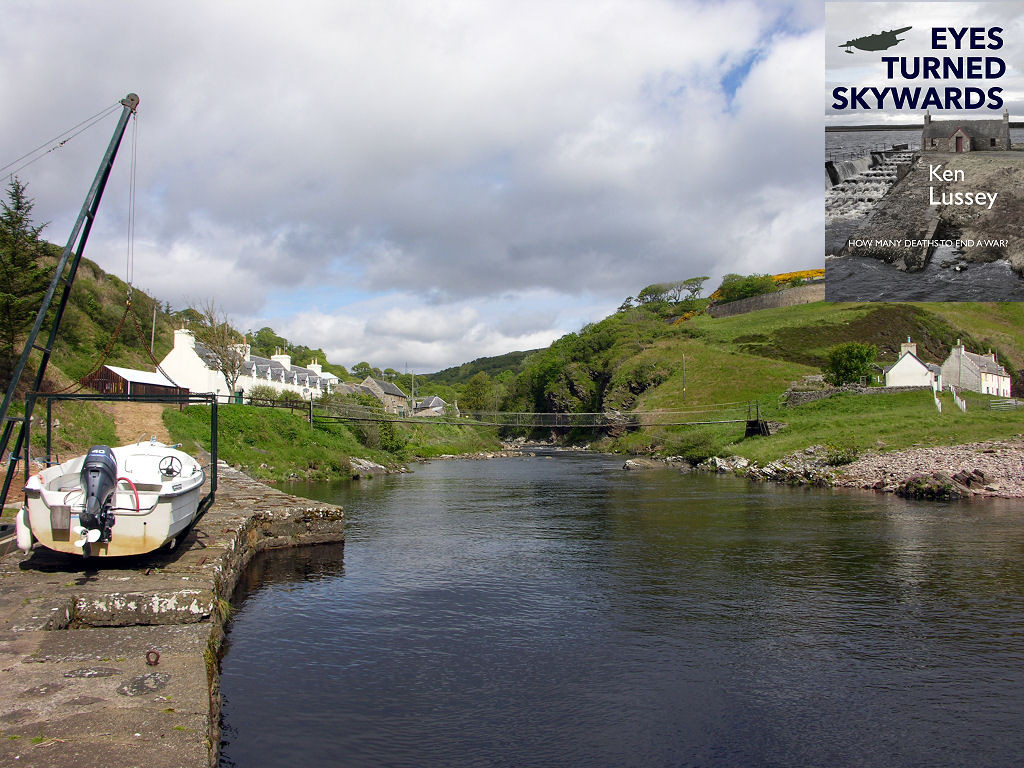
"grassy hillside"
426,349,537,385
500,297,1024,461
165,405,501,483
37,244,180,382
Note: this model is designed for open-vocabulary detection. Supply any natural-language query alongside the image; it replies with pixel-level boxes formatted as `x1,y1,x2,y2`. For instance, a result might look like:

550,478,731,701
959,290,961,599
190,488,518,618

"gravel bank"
834,436,1024,497
691,436,1024,499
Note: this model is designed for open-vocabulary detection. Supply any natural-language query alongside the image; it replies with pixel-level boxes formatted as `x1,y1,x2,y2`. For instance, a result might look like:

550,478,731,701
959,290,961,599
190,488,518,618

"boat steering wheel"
159,455,182,478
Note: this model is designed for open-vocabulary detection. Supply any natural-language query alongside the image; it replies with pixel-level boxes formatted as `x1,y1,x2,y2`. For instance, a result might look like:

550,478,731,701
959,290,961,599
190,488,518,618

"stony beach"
634,436,1024,500
833,436,1024,497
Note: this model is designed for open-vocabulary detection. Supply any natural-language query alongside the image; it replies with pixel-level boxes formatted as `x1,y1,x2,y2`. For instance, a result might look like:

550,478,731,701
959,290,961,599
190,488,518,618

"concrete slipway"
0,463,345,767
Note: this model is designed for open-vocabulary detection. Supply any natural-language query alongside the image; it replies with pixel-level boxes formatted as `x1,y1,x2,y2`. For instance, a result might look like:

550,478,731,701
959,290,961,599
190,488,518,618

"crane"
0,93,139,511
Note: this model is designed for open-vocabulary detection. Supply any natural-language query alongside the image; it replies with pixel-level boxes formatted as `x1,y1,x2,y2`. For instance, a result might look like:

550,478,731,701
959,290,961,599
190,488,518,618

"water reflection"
221,454,1024,767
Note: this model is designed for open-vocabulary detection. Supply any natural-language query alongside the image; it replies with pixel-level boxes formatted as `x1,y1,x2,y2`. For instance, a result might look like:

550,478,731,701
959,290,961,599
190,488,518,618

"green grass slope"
39,246,180,382
505,298,1024,461
165,405,502,483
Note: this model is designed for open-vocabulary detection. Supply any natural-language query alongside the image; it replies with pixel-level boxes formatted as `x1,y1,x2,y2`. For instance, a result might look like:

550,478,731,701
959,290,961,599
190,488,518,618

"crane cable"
0,101,122,180
119,112,180,389
125,110,137,290
47,109,180,394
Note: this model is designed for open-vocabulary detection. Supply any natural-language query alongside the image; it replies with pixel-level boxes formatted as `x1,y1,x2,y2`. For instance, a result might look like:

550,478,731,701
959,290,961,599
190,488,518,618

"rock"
350,457,388,478
895,472,970,500
623,458,663,471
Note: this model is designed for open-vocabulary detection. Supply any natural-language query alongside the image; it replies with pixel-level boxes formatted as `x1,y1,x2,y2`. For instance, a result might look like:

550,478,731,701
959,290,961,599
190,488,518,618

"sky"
1,0,823,373
826,2,1024,126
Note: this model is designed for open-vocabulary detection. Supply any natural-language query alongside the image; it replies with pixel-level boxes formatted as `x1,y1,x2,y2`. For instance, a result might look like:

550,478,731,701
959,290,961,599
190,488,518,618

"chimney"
900,337,916,358
174,328,195,349
271,352,292,370
924,110,931,126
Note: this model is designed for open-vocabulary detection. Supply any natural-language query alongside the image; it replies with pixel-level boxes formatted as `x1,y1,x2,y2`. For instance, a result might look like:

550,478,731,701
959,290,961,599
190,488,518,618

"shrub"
824,440,859,466
247,384,278,404
714,273,779,303
822,342,877,386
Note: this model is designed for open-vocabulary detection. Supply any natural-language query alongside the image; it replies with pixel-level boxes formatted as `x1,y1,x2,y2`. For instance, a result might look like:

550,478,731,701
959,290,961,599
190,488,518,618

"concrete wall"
708,282,825,319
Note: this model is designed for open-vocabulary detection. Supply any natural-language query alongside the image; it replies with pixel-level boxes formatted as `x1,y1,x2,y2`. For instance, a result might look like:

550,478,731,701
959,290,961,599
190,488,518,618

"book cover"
825,1,1024,301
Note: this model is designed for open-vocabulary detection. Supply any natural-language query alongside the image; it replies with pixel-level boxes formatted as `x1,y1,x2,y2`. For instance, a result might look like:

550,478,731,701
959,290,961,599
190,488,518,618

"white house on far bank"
941,340,1011,397
884,339,942,389
159,328,338,400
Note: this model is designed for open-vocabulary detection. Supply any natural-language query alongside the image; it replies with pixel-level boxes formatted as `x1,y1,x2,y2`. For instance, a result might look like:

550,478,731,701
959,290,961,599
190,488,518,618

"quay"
0,462,344,768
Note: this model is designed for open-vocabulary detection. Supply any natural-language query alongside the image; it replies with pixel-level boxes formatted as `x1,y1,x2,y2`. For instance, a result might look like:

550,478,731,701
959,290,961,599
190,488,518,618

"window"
991,138,997,147
930,139,936,147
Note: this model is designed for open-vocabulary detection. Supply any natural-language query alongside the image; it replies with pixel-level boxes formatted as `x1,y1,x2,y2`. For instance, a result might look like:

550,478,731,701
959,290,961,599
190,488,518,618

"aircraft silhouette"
839,26,912,53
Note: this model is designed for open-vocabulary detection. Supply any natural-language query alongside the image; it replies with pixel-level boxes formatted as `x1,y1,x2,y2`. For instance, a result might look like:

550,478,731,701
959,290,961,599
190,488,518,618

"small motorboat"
16,438,206,557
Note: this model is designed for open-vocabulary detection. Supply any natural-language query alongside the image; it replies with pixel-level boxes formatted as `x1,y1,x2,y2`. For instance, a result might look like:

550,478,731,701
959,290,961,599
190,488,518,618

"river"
219,452,1024,767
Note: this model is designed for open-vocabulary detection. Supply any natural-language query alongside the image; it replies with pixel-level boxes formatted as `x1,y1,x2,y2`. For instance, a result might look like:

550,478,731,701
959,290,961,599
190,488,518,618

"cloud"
270,297,569,372
1,0,825,370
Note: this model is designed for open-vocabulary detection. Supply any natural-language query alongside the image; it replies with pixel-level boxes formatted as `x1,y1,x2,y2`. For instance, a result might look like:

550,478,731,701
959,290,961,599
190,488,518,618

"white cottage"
159,328,337,400
884,339,942,389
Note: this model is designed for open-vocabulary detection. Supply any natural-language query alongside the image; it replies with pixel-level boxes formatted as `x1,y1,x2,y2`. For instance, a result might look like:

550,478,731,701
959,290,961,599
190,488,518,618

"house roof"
193,341,220,369
961,349,1008,376
923,118,1006,140
884,351,935,375
104,365,179,388
368,377,408,398
240,354,328,388
416,395,447,409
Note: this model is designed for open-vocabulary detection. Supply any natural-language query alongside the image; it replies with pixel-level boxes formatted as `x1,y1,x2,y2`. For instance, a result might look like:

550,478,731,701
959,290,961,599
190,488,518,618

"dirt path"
102,401,172,445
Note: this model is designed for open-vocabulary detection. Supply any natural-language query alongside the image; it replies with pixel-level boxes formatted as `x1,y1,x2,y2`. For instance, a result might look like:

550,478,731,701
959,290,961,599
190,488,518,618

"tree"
352,361,374,380
192,300,247,395
823,342,877,386
250,326,288,358
637,283,670,304
617,296,635,312
682,276,709,300
0,178,49,388
459,371,493,411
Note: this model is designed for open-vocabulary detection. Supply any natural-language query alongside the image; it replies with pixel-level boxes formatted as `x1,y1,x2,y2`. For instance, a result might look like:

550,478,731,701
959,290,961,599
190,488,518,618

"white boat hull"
21,441,206,557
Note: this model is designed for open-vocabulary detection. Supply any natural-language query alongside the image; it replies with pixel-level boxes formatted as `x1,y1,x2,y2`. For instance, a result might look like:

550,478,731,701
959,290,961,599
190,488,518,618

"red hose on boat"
117,476,140,512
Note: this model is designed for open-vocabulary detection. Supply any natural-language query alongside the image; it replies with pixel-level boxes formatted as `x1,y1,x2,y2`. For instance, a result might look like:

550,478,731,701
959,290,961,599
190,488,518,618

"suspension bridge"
310,399,770,434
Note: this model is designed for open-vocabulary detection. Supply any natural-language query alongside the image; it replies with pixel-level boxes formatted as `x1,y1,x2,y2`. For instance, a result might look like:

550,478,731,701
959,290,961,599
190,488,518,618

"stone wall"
707,282,825,318
784,384,930,407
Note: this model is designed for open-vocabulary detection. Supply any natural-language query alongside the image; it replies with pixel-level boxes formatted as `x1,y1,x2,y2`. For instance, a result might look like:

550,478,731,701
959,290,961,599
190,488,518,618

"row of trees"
618,276,709,311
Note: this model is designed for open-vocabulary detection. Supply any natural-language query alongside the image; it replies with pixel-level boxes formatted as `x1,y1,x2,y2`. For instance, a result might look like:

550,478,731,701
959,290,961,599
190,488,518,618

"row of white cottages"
884,338,1011,397
90,328,450,416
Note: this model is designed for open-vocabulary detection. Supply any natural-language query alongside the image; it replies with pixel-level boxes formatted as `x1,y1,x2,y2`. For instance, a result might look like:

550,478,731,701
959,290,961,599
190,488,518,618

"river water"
219,452,1024,767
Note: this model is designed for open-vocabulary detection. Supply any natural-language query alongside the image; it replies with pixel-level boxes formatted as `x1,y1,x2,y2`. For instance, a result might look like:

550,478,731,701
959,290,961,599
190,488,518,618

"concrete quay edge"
0,462,345,768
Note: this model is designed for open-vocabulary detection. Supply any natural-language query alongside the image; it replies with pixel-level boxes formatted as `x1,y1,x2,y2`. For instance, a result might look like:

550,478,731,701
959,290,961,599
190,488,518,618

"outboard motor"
75,445,117,554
